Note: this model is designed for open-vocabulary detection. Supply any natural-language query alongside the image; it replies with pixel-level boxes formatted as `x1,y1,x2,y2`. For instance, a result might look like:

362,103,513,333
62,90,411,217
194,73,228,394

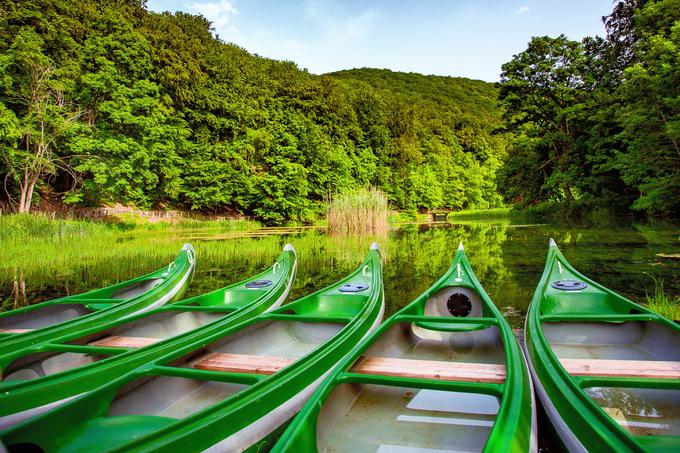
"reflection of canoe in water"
0,244,196,354
274,243,535,452
525,239,680,452
0,243,384,452
0,244,296,429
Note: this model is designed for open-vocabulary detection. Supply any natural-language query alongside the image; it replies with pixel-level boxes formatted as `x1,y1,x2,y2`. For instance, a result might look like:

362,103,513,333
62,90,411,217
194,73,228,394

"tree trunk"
564,182,575,204
24,176,37,213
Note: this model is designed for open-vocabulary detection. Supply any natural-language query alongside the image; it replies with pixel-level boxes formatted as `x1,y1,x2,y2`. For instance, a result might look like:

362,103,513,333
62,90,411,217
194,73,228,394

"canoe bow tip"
548,238,557,247
370,242,380,251
182,243,195,252
283,243,297,254
458,242,464,251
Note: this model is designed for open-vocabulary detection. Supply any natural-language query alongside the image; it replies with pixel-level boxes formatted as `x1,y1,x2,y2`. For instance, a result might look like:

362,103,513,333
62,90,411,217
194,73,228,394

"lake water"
1,219,678,326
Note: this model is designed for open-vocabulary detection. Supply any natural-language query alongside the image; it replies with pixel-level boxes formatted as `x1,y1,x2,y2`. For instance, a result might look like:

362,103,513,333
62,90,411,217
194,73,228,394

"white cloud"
517,5,530,14
304,0,378,45
186,0,239,31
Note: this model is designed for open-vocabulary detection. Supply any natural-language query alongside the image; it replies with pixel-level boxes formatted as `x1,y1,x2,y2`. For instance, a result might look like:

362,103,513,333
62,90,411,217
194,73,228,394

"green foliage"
0,4,507,222
2,0,677,221
498,0,680,218
646,276,680,320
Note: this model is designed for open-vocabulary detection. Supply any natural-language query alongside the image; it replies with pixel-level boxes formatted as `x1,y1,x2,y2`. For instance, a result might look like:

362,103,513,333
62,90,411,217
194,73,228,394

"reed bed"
327,188,389,236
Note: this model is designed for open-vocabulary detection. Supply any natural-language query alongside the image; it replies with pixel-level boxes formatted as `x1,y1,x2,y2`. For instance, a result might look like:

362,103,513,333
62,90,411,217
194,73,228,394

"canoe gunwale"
273,245,535,453
0,243,195,321
525,241,680,452
0,244,196,363
0,246,296,422
205,294,386,452
98,246,384,452
0,245,382,453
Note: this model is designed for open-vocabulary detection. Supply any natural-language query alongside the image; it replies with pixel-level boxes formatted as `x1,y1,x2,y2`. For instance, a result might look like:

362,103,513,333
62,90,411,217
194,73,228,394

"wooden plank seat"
0,328,33,334
192,353,294,375
560,358,680,380
89,336,160,348
352,356,507,384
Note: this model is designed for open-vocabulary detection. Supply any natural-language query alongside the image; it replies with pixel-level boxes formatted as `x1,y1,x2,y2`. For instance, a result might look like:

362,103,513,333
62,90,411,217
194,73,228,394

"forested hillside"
1,0,677,223
0,0,505,223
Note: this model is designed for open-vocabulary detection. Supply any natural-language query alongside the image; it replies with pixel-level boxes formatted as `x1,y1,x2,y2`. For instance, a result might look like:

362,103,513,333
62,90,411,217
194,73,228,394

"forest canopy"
0,0,677,222
0,0,505,223
497,0,680,217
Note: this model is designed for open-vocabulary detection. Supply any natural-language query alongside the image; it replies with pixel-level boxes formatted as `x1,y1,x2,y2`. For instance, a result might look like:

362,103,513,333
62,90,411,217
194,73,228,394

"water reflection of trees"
585,387,672,436
2,222,676,321
383,223,514,316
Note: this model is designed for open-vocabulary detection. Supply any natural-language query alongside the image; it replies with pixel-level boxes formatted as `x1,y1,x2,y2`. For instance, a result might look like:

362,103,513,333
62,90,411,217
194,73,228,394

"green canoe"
274,243,535,452
0,244,297,429
525,239,680,452
0,244,196,354
0,243,384,452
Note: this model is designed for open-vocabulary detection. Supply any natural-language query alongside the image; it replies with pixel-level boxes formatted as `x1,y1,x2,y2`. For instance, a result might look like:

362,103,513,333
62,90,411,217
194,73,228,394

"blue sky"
146,0,615,82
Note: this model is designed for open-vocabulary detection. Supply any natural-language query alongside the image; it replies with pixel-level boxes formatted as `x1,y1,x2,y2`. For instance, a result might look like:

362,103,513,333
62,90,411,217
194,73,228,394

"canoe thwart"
90,336,161,348
0,328,33,334
192,352,294,375
560,358,680,379
351,356,506,383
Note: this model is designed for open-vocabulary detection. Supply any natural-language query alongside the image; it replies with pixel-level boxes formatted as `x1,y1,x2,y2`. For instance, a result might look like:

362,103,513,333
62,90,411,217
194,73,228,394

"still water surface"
1,220,678,326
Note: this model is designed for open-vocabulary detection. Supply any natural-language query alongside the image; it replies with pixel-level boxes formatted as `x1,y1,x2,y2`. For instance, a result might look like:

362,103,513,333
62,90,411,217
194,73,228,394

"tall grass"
0,214,115,242
0,213,261,243
646,277,680,320
327,188,389,235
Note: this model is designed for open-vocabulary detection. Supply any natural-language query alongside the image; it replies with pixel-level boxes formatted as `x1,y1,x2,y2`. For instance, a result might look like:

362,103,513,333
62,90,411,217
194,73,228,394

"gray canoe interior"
110,278,164,300
585,386,680,437
110,376,249,419
316,322,504,452
543,321,680,361
108,319,344,418
0,278,163,331
545,321,680,436
318,383,499,453
0,304,91,331
363,321,505,364
3,310,226,381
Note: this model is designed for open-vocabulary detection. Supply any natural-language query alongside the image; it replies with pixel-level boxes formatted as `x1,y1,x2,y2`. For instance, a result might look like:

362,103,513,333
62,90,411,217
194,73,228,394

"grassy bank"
0,213,261,243
446,207,514,221
446,202,640,225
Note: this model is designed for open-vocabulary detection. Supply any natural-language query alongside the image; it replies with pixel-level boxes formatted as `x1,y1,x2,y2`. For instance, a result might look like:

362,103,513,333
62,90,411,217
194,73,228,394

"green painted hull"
0,244,196,356
274,243,535,452
0,244,297,428
0,243,384,452
525,239,680,452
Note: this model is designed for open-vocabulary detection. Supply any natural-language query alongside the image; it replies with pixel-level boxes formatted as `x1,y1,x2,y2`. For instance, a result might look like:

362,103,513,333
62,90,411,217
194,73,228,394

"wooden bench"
352,356,507,383
560,358,680,379
0,328,33,334
185,354,680,382
89,336,160,348
192,353,294,375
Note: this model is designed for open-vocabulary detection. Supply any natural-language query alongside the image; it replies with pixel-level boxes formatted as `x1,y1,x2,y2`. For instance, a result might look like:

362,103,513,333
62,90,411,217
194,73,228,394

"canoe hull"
0,246,296,426
525,239,680,452
272,244,535,452
0,244,383,453
208,298,385,452
524,319,585,452
0,244,196,358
